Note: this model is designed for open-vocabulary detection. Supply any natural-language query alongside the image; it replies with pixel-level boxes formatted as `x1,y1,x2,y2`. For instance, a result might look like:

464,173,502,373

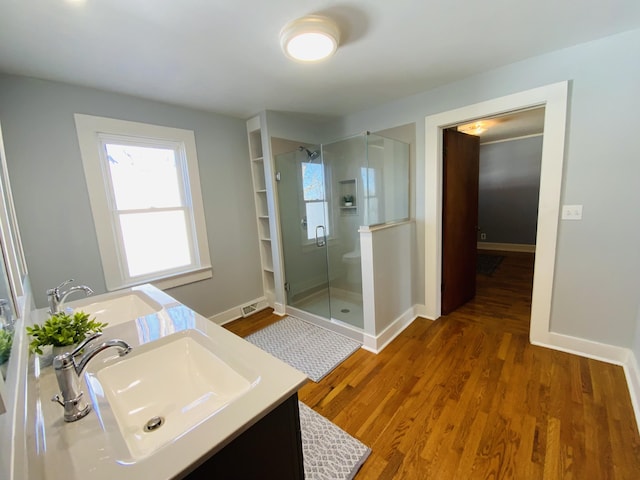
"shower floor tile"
294,289,363,329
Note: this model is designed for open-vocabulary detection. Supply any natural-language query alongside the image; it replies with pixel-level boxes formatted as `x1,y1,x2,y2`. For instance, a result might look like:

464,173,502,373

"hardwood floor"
224,252,640,479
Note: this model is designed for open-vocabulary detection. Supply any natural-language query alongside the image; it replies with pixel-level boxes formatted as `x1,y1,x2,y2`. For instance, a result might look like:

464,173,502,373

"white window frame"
74,114,211,291
298,160,332,246
361,166,380,226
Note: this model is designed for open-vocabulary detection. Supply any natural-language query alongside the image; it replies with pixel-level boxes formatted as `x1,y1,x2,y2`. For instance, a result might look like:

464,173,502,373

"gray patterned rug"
299,402,371,479
245,316,361,382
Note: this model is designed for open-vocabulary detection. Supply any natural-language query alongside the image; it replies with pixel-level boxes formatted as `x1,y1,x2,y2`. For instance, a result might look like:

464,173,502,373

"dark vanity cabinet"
182,394,304,479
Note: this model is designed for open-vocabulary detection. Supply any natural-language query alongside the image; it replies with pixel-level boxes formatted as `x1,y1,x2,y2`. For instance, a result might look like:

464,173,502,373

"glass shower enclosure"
275,132,409,331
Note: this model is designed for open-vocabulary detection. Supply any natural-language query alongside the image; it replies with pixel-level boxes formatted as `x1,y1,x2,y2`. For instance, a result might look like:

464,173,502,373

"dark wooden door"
441,128,480,315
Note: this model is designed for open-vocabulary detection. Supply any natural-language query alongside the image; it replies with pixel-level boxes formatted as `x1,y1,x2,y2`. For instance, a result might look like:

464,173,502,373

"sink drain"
144,416,165,432
341,308,350,313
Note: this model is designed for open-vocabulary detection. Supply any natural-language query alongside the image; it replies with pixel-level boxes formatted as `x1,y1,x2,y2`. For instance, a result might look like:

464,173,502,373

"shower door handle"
315,226,326,247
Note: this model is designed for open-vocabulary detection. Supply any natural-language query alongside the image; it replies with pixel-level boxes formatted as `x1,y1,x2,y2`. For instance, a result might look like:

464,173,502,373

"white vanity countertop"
31,284,307,480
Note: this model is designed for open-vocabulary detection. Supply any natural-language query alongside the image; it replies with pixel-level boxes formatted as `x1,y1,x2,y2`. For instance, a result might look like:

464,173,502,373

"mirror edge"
0,124,26,316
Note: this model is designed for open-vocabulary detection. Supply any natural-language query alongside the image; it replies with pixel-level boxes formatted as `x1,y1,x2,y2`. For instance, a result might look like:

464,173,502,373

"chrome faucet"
47,279,94,315
51,332,132,422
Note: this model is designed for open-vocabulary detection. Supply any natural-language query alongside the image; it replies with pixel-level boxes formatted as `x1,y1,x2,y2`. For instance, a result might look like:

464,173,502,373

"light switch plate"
562,204,583,220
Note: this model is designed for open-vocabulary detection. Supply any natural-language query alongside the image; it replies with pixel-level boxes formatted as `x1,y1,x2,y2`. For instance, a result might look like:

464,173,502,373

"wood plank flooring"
224,251,640,479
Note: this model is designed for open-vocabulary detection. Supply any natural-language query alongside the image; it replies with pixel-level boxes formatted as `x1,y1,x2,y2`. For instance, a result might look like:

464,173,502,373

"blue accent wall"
478,135,543,245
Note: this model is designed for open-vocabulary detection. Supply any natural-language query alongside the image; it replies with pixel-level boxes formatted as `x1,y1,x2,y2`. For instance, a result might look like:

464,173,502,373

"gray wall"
478,136,543,245
634,301,640,366
265,110,331,146
328,28,640,348
2,27,640,350
0,74,262,317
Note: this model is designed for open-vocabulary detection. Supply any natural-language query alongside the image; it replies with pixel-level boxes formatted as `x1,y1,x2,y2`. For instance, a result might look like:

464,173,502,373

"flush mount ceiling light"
458,121,487,136
458,119,499,136
280,15,340,62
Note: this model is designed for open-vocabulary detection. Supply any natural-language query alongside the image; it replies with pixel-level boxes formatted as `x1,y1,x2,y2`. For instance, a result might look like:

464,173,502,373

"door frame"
424,81,569,344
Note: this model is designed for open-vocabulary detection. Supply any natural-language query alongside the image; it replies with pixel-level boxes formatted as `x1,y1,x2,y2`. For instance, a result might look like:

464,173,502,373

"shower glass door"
275,146,331,319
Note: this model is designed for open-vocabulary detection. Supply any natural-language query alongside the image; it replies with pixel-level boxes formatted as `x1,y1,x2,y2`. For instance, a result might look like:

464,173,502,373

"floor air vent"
241,302,258,317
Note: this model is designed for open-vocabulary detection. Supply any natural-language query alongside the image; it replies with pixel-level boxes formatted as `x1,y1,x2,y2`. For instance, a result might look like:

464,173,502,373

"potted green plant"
343,194,354,207
26,311,108,356
0,329,12,365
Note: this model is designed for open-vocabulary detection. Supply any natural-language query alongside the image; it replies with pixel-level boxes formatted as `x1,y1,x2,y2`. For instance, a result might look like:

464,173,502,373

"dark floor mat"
477,254,504,276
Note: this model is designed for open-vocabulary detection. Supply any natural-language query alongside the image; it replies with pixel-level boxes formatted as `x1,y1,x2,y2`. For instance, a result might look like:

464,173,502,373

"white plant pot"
38,343,78,368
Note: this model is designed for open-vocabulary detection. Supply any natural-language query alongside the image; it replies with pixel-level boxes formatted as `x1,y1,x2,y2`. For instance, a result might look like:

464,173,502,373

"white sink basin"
67,290,162,327
85,329,258,461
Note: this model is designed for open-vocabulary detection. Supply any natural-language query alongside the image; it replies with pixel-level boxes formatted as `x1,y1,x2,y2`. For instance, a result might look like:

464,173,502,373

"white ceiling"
459,108,546,143
1,1,639,119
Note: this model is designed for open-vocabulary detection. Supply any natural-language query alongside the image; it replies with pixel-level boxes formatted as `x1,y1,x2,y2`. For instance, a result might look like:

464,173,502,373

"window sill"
152,267,213,290
108,266,213,292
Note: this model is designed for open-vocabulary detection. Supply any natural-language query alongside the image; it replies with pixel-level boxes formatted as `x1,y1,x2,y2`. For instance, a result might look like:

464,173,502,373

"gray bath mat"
245,316,361,382
299,402,371,479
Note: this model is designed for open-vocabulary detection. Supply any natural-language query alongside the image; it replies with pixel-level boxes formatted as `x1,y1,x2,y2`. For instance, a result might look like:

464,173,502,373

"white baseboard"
413,303,436,321
478,242,536,253
208,296,268,326
531,331,629,365
362,306,425,353
273,302,286,316
531,331,640,434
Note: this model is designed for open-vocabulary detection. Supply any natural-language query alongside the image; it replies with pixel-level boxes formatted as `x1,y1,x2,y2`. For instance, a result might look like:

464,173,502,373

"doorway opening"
441,107,545,323
425,82,569,344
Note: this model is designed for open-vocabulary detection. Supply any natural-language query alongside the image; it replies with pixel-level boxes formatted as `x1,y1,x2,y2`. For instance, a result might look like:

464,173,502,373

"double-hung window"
75,114,211,290
361,166,380,225
301,161,330,243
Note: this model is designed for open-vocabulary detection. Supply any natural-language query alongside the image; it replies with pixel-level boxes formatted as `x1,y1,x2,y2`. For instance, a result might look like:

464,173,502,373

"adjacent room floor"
225,251,640,479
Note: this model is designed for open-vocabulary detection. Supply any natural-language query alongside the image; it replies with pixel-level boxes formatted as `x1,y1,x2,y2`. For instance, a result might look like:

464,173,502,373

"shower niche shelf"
339,178,357,215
